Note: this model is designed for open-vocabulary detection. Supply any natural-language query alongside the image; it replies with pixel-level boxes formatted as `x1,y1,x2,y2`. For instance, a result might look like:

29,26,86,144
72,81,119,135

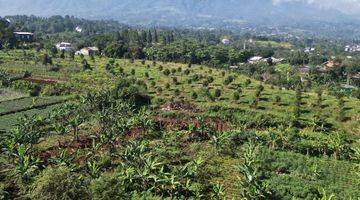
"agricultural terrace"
0,49,359,199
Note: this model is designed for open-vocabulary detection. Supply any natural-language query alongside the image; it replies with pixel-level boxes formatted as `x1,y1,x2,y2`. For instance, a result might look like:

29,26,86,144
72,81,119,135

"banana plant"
211,182,226,200
235,141,269,199
69,114,83,141
2,137,17,160
53,122,67,135
208,131,233,154
13,144,40,179
87,160,100,178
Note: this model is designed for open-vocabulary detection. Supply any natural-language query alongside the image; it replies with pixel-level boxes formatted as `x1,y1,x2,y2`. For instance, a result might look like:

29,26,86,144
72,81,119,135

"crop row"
0,96,69,116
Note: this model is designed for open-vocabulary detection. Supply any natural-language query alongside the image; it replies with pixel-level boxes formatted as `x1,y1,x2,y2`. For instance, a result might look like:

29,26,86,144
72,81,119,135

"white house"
75,26,83,33
75,47,99,56
221,38,230,45
269,57,285,64
14,32,34,42
56,42,73,51
248,56,263,64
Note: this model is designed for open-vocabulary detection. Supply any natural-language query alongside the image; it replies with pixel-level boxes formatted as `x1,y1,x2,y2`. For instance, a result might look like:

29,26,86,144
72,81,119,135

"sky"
273,0,360,14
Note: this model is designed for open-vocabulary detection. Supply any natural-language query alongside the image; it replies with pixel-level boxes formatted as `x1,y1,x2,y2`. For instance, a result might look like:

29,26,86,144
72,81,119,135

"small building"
56,42,73,51
75,26,83,33
75,47,99,56
221,38,230,45
270,57,285,64
304,47,315,53
248,56,263,64
5,18,11,24
14,32,34,42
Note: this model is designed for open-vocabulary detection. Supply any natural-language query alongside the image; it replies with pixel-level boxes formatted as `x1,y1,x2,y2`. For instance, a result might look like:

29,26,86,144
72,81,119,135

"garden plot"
0,96,70,116
0,88,28,102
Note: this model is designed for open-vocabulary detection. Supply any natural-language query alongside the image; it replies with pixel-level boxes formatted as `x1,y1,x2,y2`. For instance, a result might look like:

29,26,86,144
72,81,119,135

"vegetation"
0,15,359,200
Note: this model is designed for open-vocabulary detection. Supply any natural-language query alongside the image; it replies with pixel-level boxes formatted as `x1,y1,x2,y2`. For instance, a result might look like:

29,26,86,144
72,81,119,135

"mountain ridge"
0,0,358,26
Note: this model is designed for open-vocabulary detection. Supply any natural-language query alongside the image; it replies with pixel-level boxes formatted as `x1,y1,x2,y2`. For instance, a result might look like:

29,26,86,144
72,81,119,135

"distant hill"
0,0,359,27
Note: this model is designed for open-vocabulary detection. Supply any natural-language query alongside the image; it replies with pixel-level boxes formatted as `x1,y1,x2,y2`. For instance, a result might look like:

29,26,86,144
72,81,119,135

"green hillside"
0,49,359,199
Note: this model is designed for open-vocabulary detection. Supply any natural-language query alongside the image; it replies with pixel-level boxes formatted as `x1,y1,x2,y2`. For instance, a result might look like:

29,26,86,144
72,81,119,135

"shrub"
31,166,89,200
177,67,182,73
141,60,146,65
223,75,234,85
119,67,124,74
257,84,264,92
158,66,163,71
131,69,135,76
165,83,170,90
202,80,209,87
157,87,163,94
191,91,198,100
145,72,149,78
237,87,243,94
42,54,52,65
233,92,240,101
172,77,178,84
337,97,346,122
245,79,251,87
30,85,42,97
221,71,226,77
207,76,214,84
90,173,126,199
275,95,281,104
163,69,170,76
184,69,190,75
250,98,259,109
192,74,200,82
60,50,65,59
171,68,176,75
214,89,222,99
82,59,92,71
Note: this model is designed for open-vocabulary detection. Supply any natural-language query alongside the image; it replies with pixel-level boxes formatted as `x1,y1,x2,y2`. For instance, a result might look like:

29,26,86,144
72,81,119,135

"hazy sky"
273,0,360,14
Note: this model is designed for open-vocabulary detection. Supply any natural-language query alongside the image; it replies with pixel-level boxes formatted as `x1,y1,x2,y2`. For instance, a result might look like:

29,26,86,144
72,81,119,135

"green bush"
214,88,222,99
192,91,198,100
31,166,90,200
233,92,240,101
163,69,170,76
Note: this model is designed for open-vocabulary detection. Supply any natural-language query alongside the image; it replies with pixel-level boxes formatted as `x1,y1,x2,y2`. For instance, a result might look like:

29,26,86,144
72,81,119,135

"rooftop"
14,32,34,35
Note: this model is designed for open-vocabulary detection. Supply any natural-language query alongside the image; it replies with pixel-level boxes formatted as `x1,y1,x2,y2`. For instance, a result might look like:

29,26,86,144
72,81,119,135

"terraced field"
0,49,359,199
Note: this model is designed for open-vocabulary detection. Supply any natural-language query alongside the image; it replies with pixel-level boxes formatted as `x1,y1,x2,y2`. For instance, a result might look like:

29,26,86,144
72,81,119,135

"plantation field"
0,49,359,199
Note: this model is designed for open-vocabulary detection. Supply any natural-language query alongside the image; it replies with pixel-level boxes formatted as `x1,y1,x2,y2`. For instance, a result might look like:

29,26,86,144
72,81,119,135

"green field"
0,49,359,199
